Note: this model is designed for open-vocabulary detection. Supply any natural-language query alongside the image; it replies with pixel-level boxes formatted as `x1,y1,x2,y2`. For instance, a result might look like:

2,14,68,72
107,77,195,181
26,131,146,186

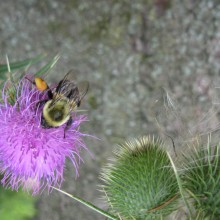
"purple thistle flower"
0,77,90,194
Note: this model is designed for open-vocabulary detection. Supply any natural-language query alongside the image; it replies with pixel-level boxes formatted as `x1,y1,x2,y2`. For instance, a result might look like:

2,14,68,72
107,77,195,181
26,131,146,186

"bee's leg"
35,99,48,114
25,76,35,85
77,100,81,107
64,117,73,138
36,99,48,108
47,89,53,99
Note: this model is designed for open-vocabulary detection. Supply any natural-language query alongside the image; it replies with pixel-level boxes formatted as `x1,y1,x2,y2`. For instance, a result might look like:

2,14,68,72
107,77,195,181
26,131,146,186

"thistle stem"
167,153,193,219
52,187,119,220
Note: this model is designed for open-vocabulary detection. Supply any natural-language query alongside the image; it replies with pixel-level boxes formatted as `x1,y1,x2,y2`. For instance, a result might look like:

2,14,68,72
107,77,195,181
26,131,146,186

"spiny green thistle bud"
182,140,220,219
101,136,179,220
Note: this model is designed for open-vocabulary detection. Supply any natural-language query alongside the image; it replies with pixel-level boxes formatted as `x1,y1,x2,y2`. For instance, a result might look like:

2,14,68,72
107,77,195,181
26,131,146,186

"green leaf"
53,187,119,220
0,54,46,76
35,54,60,77
0,186,36,220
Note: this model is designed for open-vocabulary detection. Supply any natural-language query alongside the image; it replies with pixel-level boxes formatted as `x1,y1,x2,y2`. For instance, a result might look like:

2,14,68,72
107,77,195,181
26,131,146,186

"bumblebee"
33,71,89,138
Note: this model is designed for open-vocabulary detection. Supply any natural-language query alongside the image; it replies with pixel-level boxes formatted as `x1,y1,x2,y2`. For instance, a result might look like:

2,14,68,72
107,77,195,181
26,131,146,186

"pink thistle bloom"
0,77,90,194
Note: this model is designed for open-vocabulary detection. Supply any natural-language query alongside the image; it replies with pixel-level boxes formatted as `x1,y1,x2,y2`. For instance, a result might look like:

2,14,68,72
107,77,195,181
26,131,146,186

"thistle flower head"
183,140,220,219
0,77,89,194
101,136,179,220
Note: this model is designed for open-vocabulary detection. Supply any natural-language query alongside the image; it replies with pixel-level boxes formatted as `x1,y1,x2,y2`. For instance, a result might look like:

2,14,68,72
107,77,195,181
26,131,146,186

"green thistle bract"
183,141,220,219
101,136,179,220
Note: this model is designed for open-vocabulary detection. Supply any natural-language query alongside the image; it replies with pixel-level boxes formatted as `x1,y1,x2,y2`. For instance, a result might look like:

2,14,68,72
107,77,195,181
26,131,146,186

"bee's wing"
68,81,89,108
55,70,73,94
77,81,89,101
51,70,89,107
49,70,75,106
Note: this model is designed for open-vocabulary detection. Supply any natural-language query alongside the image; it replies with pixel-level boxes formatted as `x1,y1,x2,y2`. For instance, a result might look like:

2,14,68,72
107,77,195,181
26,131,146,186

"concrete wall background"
1,1,220,219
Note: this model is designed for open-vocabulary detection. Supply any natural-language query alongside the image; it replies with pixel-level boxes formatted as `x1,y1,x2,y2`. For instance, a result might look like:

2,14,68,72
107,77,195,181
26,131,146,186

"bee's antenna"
25,76,35,85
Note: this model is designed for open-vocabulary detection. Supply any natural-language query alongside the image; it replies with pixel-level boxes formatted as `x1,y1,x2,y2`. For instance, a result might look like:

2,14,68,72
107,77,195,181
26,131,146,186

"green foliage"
183,141,220,219
0,54,45,78
0,54,59,83
101,136,179,220
0,186,36,220
1,55,60,106
34,54,60,77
